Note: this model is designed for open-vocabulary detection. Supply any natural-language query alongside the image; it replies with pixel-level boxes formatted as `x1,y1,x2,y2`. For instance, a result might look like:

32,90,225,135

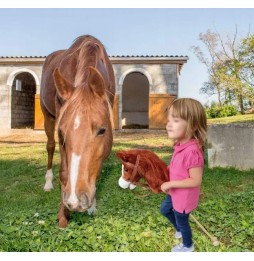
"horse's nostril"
80,193,89,208
66,202,72,209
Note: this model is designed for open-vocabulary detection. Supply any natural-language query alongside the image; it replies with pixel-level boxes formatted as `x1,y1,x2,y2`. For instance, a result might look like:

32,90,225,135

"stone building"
0,55,188,130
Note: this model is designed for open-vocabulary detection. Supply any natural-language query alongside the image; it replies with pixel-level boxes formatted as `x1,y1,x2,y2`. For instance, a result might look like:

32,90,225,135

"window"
16,79,22,91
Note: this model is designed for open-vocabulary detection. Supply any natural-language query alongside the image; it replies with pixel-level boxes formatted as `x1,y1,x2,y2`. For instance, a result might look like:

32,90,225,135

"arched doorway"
122,72,149,129
11,72,36,128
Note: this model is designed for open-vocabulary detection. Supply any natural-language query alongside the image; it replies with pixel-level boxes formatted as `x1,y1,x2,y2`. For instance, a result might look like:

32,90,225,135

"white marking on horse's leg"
44,169,54,191
87,198,97,215
67,153,81,208
74,115,80,130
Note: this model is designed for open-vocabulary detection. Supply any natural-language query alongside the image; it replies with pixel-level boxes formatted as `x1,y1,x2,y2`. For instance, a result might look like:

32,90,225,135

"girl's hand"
161,182,172,194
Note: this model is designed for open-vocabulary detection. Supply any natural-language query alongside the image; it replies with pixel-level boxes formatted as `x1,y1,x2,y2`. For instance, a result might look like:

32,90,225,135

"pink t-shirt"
169,139,204,214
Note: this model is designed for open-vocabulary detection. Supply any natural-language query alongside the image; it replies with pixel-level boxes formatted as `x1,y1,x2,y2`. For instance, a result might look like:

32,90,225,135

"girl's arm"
161,167,203,193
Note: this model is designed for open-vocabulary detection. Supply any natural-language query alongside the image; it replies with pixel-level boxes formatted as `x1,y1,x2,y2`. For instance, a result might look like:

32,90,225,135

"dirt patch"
114,129,167,141
0,129,167,145
0,130,48,144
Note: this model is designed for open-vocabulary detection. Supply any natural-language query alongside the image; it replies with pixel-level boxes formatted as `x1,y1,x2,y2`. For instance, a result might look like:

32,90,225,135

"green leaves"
0,135,254,251
195,191,254,251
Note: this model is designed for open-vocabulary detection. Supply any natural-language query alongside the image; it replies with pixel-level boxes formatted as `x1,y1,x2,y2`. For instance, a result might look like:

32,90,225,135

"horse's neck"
141,168,166,187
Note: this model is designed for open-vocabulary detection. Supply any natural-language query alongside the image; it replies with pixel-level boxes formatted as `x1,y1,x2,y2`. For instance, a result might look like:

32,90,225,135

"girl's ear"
192,125,199,138
193,123,199,131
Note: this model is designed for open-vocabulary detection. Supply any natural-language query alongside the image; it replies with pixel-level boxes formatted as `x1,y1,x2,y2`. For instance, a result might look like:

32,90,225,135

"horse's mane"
70,35,104,51
116,149,169,193
59,35,108,86
56,35,114,138
60,35,115,103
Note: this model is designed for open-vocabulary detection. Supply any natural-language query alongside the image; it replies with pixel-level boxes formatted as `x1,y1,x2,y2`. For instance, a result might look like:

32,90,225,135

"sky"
1,4,254,104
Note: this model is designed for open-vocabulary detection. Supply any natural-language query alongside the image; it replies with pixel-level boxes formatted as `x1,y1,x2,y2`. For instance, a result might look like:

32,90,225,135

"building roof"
0,55,188,68
0,55,188,59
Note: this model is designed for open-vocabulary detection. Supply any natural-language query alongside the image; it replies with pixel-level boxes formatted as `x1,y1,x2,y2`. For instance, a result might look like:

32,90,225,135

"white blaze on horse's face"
74,115,80,130
66,152,81,209
118,164,136,190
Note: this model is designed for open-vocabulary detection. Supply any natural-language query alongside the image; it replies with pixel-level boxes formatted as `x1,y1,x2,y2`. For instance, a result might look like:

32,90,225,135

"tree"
239,35,254,108
192,27,254,114
191,30,224,106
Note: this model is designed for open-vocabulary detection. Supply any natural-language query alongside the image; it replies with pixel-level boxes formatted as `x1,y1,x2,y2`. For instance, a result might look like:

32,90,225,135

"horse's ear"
53,68,75,101
88,66,105,97
116,151,128,162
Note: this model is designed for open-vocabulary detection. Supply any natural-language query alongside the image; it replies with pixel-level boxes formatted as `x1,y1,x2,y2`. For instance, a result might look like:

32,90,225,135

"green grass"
0,133,253,252
207,114,254,125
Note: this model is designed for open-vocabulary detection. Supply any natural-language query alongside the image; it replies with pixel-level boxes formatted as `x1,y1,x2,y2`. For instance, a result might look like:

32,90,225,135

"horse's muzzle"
118,176,136,190
63,191,91,212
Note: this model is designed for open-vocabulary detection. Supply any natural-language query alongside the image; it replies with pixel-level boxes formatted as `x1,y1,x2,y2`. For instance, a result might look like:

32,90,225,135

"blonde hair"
168,98,207,150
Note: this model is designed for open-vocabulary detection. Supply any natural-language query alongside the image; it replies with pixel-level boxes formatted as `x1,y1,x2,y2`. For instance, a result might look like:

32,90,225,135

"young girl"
160,98,207,252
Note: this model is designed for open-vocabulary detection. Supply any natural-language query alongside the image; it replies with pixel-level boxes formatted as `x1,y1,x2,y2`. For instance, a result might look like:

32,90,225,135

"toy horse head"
116,149,169,193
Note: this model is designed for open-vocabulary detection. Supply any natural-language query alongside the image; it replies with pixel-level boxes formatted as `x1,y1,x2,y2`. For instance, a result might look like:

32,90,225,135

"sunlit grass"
207,114,254,125
0,133,253,252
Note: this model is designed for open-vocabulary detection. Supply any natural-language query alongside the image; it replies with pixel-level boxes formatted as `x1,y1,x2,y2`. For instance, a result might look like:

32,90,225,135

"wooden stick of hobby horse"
190,214,220,246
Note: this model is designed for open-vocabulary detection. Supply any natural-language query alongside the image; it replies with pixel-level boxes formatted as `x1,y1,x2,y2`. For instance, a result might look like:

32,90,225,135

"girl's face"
166,107,188,142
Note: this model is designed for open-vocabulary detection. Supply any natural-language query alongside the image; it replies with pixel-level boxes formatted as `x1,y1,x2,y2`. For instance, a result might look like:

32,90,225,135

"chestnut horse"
40,35,115,228
116,149,168,193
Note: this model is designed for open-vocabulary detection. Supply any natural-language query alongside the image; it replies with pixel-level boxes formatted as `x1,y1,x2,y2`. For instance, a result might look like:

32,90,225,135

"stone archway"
11,72,36,128
122,72,149,129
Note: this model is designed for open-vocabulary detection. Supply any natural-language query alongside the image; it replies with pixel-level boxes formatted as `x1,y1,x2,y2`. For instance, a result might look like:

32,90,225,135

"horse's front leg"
43,113,55,191
58,142,70,228
58,191,70,228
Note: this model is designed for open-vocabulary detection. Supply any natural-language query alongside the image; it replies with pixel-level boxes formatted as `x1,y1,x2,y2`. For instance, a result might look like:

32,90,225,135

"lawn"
0,130,253,252
207,114,254,125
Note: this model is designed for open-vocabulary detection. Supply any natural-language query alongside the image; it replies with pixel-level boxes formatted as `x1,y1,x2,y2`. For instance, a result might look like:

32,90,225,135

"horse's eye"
97,128,106,136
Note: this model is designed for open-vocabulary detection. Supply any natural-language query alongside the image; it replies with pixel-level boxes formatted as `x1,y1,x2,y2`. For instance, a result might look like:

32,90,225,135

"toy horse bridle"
123,154,149,188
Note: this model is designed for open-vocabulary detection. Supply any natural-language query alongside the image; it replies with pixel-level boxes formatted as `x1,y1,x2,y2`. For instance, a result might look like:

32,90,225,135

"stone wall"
113,63,178,129
0,56,187,129
0,63,42,129
113,63,178,95
207,123,254,170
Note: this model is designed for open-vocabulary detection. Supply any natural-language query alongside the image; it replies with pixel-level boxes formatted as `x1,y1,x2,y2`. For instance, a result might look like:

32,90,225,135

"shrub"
206,104,239,118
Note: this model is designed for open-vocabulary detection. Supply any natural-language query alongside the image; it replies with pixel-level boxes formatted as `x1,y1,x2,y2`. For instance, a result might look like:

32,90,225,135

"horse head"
116,150,143,190
54,66,113,212
116,149,169,193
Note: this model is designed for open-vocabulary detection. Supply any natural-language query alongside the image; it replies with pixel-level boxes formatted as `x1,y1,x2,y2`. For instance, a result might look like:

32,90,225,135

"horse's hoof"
44,188,52,192
44,184,53,191
59,217,68,228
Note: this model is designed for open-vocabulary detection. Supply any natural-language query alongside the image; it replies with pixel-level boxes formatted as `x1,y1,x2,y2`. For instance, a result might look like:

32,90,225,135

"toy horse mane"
116,149,168,193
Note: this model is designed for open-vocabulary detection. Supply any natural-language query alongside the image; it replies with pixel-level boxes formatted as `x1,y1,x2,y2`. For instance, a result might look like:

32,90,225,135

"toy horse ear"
88,66,105,97
53,68,75,101
116,151,128,162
